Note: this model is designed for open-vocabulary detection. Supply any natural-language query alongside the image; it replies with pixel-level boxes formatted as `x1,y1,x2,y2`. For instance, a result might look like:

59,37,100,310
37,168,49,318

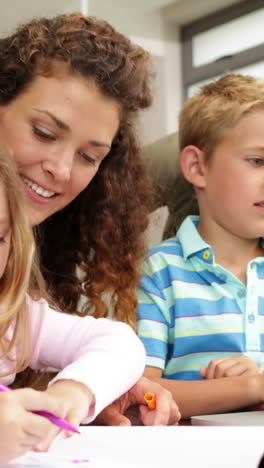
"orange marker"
144,392,156,410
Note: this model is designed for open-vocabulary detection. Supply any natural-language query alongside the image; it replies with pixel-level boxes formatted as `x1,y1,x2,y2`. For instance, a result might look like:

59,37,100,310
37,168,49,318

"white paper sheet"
6,426,264,468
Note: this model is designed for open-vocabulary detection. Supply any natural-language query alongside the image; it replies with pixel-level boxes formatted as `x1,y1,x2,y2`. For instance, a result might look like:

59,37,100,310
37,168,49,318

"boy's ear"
180,145,206,188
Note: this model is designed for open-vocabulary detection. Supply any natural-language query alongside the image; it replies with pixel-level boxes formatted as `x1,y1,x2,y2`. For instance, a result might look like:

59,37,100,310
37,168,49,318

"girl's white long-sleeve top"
0,295,146,423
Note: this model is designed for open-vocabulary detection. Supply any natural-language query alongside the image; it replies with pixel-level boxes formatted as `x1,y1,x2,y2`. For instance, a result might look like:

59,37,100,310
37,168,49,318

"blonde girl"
0,146,145,462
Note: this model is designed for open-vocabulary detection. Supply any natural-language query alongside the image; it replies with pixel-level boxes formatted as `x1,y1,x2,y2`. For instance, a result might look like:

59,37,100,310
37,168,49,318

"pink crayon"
0,383,80,434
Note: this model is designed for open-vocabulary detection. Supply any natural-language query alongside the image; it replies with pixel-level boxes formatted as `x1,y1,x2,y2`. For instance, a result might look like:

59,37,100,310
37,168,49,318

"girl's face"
0,181,11,278
0,72,120,225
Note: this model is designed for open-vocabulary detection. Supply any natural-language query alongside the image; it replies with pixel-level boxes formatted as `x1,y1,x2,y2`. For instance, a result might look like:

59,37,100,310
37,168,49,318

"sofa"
141,132,198,246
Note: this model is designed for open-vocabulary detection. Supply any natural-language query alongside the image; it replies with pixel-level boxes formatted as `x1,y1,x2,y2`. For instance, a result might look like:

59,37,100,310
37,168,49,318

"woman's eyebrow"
33,108,69,130
90,140,111,149
33,108,111,149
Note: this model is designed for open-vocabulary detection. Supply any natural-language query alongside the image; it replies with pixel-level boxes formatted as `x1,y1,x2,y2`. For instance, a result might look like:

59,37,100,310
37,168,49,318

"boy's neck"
197,217,264,284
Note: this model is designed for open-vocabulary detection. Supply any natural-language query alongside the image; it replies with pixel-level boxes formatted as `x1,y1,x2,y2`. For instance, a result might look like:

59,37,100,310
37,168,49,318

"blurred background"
2,0,263,145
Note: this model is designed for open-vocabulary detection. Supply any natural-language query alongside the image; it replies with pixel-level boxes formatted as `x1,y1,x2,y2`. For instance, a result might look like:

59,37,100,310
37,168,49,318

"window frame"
181,0,264,98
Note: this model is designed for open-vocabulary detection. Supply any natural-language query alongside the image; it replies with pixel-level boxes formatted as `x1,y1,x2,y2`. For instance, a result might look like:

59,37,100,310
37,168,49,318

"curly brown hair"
0,13,152,327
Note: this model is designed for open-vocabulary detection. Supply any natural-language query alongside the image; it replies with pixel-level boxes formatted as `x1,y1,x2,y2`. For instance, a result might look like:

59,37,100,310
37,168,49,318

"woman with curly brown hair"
0,13,150,327
0,11,179,442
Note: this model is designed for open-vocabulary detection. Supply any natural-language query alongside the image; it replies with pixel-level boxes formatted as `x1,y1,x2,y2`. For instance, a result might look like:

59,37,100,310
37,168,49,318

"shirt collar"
176,215,214,263
176,215,264,265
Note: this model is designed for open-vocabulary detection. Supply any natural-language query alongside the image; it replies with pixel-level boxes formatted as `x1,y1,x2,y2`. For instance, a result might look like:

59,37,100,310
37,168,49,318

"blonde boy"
138,74,264,418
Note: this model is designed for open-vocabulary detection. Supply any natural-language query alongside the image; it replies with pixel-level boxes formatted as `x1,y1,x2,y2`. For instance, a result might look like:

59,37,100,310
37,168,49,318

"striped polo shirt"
137,215,264,380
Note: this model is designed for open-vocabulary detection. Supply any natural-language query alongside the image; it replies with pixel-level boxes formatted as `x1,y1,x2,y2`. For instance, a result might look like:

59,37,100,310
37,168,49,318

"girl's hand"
95,376,180,426
34,380,94,452
200,356,262,379
0,388,63,462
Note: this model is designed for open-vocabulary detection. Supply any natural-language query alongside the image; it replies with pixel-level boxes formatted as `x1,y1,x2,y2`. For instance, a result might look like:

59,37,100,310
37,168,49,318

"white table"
10,425,264,468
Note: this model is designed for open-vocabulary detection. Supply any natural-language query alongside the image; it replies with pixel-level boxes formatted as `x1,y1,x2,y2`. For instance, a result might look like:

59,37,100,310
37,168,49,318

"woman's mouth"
20,174,56,198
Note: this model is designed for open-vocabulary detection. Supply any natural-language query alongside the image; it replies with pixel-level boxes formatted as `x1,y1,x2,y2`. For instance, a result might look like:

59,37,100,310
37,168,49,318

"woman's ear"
180,145,206,189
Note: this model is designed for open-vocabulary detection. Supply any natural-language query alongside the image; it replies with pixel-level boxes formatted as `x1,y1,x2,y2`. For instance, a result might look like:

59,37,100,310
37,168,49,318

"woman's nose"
42,149,74,182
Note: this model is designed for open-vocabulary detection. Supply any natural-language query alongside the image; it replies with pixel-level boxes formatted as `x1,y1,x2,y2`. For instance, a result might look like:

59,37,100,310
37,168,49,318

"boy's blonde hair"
179,74,264,158
0,147,42,376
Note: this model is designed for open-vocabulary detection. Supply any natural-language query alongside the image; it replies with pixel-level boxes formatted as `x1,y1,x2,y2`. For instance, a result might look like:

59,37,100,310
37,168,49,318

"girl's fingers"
34,425,60,452
22,411,59,439
16,388,63,417
63,408,85,437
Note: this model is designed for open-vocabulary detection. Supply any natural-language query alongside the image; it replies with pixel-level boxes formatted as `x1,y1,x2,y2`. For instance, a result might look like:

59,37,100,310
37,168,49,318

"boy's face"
199,111,264,240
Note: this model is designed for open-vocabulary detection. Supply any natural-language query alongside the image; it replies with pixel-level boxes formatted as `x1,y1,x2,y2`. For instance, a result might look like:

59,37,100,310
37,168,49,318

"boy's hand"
0,388,63,462
95,376,180,426
34,380,94,453
200,356,262,379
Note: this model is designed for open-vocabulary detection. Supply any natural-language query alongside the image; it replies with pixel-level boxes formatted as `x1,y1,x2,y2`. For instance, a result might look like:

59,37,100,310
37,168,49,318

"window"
181,0,264,98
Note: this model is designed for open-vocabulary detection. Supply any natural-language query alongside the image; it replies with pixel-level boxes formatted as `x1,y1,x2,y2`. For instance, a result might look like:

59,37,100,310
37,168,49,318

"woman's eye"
0,236,6,243
33,126,55,141
249,158,264,167
79,151,97,166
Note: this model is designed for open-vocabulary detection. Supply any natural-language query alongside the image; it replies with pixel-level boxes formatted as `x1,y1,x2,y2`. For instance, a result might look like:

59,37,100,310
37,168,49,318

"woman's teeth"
21,175,55,198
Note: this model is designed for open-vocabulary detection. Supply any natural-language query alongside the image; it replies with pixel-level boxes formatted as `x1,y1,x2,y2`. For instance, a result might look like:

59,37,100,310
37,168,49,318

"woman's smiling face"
0,72,120,225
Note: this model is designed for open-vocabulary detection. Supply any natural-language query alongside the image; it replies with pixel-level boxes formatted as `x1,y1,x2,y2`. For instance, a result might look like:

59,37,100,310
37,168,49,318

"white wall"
131,34,182,145
88,2,182,145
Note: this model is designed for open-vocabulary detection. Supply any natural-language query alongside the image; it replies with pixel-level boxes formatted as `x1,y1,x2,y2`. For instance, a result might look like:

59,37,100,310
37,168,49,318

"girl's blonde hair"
0,146,38,376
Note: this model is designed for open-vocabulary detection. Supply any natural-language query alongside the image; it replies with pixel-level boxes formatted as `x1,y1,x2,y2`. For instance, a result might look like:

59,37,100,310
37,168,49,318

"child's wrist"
49,379,95,407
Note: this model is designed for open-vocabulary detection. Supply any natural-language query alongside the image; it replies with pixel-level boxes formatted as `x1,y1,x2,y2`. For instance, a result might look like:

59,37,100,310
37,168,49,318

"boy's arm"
137,254,264,418
144,365,264,419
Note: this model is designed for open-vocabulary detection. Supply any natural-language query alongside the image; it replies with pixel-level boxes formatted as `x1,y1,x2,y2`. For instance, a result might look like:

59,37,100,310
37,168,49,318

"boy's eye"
248,158,264,167
33,126,55,141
